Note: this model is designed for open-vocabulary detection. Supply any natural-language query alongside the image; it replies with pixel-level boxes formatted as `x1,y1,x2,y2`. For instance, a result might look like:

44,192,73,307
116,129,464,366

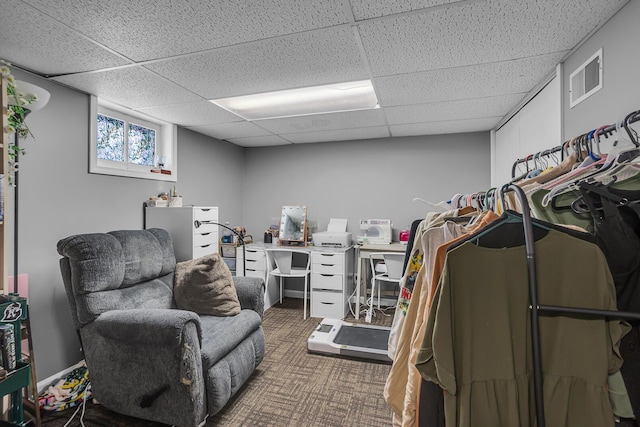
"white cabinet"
236,246,279,309
145,206,219,262
310,248,354,319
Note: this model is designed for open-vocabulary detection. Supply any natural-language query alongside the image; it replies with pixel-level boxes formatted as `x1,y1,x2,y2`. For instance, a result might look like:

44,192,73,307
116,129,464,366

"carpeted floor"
42,298,395,426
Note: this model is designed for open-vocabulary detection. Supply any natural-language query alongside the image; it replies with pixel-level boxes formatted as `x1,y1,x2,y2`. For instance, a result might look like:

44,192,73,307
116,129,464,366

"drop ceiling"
0,0,627,147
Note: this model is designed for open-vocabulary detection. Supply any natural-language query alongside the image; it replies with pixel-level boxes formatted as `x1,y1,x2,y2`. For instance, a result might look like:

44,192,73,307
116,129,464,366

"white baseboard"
37,360,85,394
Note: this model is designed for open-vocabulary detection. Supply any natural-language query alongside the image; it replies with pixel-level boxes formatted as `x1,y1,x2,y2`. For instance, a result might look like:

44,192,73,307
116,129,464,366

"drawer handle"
201,209,211,211
321,264,334,267
200,244,211,248
320,274,335,277
200,232,211,236
320,302,334,305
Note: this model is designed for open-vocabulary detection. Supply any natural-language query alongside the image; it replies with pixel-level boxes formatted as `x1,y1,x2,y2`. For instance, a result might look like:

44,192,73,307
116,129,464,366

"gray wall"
563,0,640,139
12,69,244,380
242,133,490,241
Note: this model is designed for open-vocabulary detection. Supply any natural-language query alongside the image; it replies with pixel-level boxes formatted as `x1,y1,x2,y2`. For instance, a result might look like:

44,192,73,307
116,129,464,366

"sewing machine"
357,219,392,244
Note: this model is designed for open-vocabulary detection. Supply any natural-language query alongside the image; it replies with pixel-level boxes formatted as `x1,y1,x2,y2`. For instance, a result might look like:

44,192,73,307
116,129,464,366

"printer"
358,219,392,244
312,218,352,248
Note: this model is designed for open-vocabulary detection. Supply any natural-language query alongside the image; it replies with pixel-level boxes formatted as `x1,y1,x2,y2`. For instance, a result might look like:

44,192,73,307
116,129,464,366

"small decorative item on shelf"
169,185,182,207
146,198,168,207
146,191,169,207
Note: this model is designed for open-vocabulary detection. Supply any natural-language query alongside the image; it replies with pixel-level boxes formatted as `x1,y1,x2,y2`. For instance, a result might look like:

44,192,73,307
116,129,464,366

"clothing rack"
511,146,564,179
510,110,640,178
503,183,640,427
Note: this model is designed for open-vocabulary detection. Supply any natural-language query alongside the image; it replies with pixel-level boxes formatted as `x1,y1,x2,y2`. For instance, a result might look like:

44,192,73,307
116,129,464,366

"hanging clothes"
388,206,476,360
415,226,629,427
579,181,640,419
384,211,499,427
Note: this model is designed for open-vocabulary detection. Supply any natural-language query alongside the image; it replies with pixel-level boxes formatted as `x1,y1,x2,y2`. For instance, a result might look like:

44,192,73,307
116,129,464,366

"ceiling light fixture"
210,80,379,121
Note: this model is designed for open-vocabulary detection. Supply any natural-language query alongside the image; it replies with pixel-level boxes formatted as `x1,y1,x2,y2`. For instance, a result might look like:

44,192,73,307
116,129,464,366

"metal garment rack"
504,183,640,427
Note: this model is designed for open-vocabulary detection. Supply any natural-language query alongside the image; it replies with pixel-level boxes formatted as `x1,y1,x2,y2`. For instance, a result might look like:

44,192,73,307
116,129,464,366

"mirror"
279,206,307,245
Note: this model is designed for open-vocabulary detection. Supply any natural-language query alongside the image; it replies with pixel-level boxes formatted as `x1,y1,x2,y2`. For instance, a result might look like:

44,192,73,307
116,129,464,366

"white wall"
492,73,561,186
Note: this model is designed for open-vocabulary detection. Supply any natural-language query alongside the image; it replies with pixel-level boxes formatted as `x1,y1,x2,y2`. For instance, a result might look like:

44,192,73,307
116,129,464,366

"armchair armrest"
233,276,265,318
93,309,202,346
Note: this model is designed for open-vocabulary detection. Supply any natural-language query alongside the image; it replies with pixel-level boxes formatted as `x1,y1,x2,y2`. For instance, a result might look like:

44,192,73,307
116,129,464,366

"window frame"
89,96,177,182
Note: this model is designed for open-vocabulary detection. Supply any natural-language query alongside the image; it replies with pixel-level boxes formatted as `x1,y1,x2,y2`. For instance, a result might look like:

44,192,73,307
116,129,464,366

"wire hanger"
412,197,450,211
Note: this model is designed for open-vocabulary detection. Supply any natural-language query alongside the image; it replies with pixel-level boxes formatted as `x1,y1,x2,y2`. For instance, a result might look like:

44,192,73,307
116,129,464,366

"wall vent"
569,48,603,108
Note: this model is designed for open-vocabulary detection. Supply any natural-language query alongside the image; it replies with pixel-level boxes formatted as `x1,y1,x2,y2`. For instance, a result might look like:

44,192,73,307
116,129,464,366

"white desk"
354,242,407,320
237,242,355,318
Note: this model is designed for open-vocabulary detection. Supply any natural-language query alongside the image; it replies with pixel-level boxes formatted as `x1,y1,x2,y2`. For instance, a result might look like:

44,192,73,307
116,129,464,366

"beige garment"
385,213,495,426
387,207,476,360
504,151,582,212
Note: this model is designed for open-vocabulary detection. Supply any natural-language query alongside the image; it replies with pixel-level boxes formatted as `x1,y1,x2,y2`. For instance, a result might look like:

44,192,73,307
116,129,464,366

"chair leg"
280,277,283,305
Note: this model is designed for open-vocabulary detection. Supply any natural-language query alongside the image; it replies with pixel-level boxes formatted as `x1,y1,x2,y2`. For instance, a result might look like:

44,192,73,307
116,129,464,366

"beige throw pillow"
174,254,240,316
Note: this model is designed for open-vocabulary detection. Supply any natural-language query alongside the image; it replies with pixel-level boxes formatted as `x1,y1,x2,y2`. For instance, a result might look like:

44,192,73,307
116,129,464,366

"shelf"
0,362,29,394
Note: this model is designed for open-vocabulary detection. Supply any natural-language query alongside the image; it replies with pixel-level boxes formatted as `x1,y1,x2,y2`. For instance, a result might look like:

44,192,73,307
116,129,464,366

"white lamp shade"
9,80,50,112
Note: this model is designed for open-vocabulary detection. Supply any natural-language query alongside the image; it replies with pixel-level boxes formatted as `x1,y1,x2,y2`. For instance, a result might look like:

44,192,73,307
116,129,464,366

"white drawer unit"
311,289,345,320
310,247,354,319
236,246,279,310
145,206,219,262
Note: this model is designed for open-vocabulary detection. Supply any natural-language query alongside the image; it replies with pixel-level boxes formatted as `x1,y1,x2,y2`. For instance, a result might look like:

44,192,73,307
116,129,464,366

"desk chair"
265,249,312,319
367,252,404,321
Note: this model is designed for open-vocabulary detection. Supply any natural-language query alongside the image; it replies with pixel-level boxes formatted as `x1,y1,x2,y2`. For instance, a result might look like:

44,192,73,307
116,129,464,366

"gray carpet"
42,298,395,426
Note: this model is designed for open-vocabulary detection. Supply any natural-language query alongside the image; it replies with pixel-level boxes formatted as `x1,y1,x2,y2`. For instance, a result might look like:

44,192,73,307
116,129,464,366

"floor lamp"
9,80,50,294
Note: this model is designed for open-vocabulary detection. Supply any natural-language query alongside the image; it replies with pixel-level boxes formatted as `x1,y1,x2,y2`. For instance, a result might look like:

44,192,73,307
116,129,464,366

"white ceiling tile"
226,135,292,147
350,0,458,20
52,67,201,109
3,0,630,147
390,117,502,137
186,122,273,140
0,1,129,75
255,108,387,135
136,101,241,127
384,94,525,125
375,53,565,106
359,0,626,76
146,27,369,99
284,126,390,144
22,0,352,62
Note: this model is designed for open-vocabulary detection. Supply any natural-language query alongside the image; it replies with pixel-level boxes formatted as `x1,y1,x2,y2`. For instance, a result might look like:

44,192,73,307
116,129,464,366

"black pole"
538,304,640,321
193,220,245,276
13,131,18,294
506,184,546,427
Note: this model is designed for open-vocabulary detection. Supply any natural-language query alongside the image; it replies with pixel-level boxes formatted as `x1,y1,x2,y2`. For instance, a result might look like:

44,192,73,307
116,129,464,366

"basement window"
89,96,177,181
569,48,603,108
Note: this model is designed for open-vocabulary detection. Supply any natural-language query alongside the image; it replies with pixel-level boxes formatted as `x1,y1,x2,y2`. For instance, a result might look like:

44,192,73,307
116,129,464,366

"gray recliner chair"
57,228,265,427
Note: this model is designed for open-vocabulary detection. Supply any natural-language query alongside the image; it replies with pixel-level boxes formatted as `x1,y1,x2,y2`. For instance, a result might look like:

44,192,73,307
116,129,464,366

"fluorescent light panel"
210,80,379,121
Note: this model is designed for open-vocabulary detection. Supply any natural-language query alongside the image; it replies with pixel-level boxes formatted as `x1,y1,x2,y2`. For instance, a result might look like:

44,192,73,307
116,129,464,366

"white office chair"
265,249,312,320
367,252,405,321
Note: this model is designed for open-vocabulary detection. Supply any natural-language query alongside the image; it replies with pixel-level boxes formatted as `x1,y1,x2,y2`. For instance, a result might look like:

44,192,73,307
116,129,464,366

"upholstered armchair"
57,228,265,427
